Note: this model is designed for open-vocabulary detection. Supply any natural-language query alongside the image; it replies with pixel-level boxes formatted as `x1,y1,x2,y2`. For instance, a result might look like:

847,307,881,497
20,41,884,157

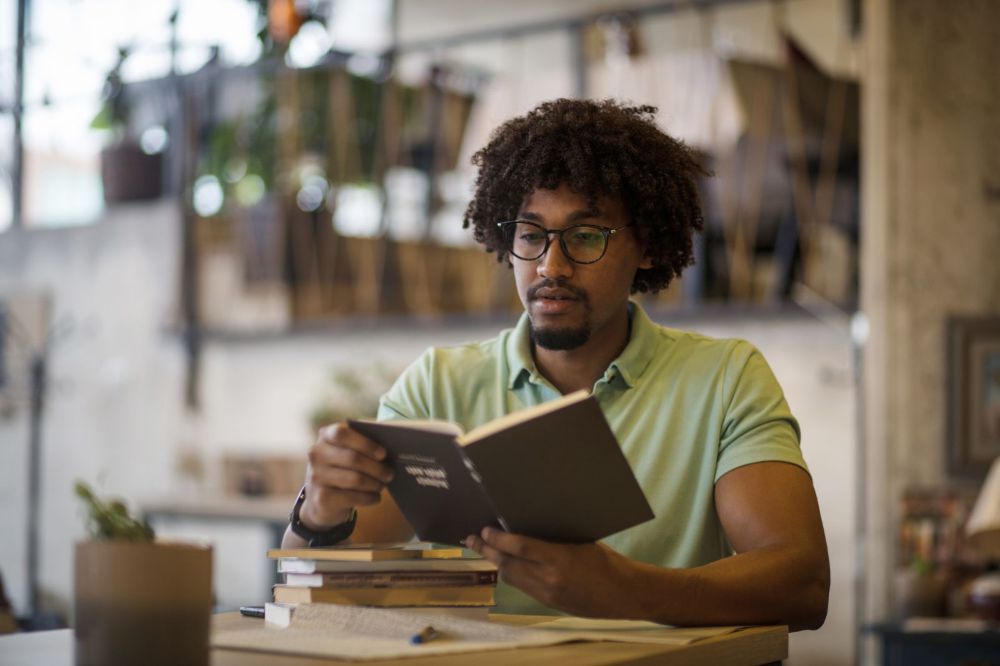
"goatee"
530,325,590,351
526,279,592,351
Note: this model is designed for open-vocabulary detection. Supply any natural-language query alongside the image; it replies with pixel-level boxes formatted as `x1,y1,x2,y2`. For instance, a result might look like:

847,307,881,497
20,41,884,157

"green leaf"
89,104,113,131
74,480,155,542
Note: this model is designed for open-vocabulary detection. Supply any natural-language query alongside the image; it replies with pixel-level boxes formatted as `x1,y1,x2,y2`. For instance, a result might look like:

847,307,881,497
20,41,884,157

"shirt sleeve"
715,341,808,482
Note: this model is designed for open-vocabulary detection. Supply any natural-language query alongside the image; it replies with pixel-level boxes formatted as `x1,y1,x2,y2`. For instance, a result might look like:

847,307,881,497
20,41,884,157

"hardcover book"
267,543,464,562
272,584,495,606
349,390,654,546
262,602,490,628
283,570,498,588
275,556,496,574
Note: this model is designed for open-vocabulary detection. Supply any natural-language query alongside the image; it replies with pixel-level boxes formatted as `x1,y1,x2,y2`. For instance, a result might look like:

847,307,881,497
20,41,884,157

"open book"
349,390,653,546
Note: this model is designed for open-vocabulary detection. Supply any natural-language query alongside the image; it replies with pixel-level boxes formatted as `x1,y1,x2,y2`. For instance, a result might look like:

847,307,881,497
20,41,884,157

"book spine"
458,449,511,532
276,558,498,574
273,584,495,606
290,571,498,588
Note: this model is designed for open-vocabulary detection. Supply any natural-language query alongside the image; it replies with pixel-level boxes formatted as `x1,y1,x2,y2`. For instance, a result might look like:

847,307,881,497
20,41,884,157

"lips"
528,282,586,316
532,288,579,301
527,280,586,303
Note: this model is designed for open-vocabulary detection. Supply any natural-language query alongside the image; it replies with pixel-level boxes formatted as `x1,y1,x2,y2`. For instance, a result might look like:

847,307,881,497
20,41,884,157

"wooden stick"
726,67,775,300
808,77,847,290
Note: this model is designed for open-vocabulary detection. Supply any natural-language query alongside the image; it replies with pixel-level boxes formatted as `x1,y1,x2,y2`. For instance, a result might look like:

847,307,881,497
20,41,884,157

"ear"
638,251,654,270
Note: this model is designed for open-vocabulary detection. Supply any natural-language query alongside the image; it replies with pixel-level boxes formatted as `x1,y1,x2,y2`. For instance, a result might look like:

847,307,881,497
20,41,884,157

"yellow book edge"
267,542,466,561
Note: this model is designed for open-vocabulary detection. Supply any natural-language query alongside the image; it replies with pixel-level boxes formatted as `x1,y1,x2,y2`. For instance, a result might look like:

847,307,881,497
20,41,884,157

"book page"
353,418,464,436
458,389,589,445
529,616,748,645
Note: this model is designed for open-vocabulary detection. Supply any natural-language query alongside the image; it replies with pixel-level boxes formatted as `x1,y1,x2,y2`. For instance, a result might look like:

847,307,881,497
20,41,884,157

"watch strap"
289,486,357,547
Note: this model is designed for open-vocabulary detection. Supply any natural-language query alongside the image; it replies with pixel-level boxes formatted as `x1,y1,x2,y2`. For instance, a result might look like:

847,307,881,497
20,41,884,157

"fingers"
309,456,392,493
315,423,389,467
465,532,518,574
309,423,394,488
464,533,497,561
465,530,610,616
478,527,546,562
465,531,548,601
464,529,546,569
301,422,395,528
318,423,388,461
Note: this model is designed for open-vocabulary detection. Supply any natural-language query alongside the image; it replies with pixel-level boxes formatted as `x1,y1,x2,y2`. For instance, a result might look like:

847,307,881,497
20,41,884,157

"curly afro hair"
462,98,708,294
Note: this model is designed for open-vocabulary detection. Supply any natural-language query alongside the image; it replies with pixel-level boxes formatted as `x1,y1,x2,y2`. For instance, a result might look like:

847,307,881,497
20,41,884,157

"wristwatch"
288,486,357,547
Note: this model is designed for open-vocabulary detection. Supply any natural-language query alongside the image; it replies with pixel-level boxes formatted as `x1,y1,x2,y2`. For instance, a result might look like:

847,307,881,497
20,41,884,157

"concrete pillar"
861,0,1000,645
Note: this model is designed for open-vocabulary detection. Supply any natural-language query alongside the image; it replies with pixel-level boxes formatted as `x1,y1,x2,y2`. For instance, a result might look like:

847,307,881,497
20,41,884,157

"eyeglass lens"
508,221,608,263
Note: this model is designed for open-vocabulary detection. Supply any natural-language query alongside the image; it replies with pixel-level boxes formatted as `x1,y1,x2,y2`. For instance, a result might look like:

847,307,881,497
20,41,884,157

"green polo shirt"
377,302,806,615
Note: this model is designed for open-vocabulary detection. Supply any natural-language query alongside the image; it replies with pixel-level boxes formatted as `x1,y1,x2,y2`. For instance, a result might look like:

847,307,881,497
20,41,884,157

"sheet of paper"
529,616,748,645
212,604,752,660
213,605,571,661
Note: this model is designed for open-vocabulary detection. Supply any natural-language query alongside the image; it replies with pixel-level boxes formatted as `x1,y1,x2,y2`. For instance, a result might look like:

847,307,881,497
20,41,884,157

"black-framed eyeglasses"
496,220,633,264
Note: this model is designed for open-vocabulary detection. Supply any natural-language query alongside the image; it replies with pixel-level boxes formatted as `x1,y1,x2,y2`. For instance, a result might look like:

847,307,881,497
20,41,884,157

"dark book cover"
350,393,654,546
348,421,503,546
462,396,655,543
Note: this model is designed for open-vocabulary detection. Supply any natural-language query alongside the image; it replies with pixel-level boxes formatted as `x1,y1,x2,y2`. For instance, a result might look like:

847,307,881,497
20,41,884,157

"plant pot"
74,541,212,666
894,566,948,619
100,143,163,202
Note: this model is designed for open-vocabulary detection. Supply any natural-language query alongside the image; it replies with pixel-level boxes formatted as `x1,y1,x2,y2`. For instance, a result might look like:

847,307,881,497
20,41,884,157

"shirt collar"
607,301,659,389
507,312,536,389
505,301,660,390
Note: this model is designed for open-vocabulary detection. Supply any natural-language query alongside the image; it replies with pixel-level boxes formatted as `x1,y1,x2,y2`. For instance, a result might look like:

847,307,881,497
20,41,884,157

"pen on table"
239,605,265,619
410,625,441,645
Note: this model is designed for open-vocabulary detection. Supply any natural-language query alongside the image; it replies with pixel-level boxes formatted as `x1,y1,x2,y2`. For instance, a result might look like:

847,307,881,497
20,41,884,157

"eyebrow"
518,208,603,224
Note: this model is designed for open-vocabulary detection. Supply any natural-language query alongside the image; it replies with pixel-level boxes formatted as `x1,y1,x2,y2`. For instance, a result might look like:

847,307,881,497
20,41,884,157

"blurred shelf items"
3,0,861,329
183,59,506,329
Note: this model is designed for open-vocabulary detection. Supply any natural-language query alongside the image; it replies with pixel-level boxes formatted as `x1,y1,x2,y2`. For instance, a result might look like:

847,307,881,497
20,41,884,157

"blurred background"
0,0,997,664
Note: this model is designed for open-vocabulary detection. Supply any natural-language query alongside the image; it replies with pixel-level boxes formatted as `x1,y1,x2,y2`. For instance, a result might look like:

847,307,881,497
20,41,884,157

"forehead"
519,185,626,222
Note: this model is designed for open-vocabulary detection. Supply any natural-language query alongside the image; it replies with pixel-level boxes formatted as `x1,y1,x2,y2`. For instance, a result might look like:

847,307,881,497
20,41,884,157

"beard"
530,323,591,351
527,280,592,351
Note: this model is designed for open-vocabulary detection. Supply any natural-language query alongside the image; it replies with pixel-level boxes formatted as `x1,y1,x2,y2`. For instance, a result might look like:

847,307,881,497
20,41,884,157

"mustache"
527,279,588,302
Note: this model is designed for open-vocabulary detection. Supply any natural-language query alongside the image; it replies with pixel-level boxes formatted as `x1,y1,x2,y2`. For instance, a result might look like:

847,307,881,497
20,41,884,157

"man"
282,99,830,631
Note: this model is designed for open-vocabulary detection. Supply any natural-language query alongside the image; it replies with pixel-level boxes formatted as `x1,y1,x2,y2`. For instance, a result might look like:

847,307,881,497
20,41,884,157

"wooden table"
0,612,787,666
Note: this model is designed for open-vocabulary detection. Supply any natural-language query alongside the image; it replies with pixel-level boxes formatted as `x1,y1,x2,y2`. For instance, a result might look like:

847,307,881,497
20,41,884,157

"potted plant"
90,47,164,203
73,481,212,666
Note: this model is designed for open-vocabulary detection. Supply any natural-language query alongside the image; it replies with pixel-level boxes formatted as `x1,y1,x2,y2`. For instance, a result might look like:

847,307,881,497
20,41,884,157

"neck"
532,304,632,394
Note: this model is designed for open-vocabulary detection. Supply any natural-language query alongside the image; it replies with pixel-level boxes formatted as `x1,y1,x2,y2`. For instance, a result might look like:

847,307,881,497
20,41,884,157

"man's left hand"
464,527,638,617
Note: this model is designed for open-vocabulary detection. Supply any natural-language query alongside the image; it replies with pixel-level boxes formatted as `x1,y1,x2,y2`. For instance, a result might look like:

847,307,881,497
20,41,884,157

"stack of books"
267,543,498,611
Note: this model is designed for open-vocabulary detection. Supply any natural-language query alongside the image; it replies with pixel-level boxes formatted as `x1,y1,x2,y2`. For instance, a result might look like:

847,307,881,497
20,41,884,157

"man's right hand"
298,422,394,531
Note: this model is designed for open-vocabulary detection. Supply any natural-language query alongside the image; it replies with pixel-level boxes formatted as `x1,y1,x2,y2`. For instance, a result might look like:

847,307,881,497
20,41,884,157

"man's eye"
570,231,603,244
519,233,545,242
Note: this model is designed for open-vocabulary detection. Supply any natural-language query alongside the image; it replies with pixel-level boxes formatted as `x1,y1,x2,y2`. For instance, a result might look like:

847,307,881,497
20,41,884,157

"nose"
537,236,574,280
